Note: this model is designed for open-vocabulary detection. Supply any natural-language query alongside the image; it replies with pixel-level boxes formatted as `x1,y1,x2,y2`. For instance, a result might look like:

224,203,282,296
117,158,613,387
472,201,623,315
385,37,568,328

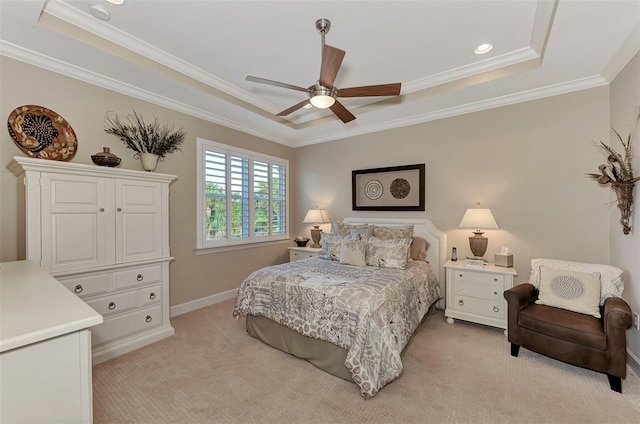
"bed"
233,217,447,398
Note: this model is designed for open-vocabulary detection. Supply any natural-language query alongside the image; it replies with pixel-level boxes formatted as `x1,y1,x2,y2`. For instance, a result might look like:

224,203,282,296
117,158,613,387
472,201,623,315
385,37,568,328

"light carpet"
93,299,640,424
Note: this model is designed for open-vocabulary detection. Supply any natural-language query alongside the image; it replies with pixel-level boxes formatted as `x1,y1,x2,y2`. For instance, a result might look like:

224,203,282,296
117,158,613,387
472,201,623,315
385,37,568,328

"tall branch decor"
587,110,640,235
104,110,186,171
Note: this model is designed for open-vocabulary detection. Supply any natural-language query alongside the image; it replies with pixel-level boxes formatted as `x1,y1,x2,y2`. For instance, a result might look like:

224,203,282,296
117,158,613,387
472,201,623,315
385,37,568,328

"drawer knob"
74,284,83,293
149,292,156,300
145,315,152,323
137,274,144,281
99,208,105,212
117,208,122,212
108,302,116,310
459,274,463,277
494,291,498,295
458,299,464,306
493,306,500,312
494,278,498,282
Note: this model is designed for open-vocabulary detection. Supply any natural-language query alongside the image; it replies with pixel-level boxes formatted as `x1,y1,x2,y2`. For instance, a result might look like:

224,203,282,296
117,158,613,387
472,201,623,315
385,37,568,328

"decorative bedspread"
233,257,442,398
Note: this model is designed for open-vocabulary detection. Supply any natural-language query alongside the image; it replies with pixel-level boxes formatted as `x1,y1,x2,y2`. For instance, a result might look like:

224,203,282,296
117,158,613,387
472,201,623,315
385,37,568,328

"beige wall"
293,88,612,284
610,51,640,362
0,57,295,307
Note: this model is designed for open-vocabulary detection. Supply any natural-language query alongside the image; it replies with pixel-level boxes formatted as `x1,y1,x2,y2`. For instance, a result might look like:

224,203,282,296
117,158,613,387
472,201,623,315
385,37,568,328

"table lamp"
303,208,329,248
458,202,499,258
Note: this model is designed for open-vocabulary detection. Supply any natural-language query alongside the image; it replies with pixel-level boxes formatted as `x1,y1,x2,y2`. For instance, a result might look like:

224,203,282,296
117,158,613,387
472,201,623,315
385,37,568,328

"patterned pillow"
365,236,411,269
330,221,369,236
371,224,414,240
320,233,353,261
529,259,623,305
535,267,602,318
339,238,367,267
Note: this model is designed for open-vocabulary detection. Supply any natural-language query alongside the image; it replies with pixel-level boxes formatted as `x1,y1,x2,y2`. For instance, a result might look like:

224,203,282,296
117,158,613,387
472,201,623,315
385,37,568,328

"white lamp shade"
303,209,329,225
458,208,499,230
309,95,336,109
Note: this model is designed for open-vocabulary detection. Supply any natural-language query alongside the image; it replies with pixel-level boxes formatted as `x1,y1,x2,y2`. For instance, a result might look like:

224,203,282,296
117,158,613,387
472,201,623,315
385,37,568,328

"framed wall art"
352,164,425,211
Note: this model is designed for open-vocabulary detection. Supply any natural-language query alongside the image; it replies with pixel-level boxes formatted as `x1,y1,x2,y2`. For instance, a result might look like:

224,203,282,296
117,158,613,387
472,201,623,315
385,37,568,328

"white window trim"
196,137,289,253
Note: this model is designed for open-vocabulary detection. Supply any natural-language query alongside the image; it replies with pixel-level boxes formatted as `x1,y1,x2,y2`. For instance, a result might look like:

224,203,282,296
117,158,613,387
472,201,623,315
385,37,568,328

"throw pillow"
529,258,623,305
320,233,344,261
339,238,367,267
365,236,411,269
330,221,369,236
410,236,430,262
371,224,414,240
535,267,602,318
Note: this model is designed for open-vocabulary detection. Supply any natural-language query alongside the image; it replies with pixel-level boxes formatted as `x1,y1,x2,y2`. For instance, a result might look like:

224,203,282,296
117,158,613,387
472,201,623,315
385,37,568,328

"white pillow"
529,258,623,305
339,238,367,267
535,267,602,318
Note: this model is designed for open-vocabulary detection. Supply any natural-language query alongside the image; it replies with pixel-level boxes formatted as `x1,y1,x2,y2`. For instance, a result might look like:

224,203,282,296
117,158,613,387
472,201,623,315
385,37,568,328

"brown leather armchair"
504,283,632,393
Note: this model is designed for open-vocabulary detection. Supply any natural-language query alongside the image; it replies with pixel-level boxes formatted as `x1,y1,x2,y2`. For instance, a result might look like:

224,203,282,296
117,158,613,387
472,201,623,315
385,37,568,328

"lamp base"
469,231,488,258
310,227,322,248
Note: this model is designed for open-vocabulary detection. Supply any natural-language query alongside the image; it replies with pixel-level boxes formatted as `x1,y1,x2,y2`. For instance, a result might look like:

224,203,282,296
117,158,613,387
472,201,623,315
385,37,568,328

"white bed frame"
343,217,447,309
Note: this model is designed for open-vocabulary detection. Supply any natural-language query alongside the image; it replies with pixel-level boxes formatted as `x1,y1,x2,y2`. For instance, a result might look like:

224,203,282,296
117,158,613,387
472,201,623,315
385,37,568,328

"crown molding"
601,22,640,83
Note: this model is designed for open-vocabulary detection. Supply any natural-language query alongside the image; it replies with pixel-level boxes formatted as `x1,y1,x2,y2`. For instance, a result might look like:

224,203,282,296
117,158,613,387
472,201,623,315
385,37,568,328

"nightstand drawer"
454,270,504,285
454,282,503,301
453,295,504,320
288,247,322,262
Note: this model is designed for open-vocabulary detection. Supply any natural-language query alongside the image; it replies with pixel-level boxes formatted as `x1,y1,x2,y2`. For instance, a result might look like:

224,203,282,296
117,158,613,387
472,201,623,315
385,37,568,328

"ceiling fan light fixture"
309,86,336,109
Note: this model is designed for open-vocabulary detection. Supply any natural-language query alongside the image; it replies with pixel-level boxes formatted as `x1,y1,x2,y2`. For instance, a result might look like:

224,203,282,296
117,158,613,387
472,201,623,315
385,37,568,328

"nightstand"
288,246,322,262
444,260,517,331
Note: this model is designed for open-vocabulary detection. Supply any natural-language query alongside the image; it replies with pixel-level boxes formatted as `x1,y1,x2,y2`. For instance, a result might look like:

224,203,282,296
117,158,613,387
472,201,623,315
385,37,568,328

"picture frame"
352,164,425,211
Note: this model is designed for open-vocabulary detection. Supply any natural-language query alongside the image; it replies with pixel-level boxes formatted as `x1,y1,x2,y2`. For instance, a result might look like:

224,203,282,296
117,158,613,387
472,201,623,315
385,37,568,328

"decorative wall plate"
7,105,77,161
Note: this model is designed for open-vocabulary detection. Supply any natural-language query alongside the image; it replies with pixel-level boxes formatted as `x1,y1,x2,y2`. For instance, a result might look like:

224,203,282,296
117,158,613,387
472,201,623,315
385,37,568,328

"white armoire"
9,156,177,364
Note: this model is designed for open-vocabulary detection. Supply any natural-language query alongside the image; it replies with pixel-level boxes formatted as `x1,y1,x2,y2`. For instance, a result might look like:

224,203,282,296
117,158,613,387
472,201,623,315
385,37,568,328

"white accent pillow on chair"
529,258,623,305
535,266,602,318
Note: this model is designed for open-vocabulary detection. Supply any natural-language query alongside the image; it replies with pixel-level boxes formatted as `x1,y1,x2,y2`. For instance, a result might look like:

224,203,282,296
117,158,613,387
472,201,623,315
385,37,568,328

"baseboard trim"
170,288,238,317
92,326,175,365
628,348,640,377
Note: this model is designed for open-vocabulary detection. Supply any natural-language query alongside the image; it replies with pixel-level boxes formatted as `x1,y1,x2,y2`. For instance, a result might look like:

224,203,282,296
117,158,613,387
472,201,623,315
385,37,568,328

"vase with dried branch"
587,111,640,235
104,110,186,171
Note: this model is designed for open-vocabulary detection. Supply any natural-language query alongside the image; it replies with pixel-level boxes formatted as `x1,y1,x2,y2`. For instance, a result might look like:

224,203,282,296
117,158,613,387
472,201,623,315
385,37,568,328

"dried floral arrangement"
104,110,186,158
587,110,640,234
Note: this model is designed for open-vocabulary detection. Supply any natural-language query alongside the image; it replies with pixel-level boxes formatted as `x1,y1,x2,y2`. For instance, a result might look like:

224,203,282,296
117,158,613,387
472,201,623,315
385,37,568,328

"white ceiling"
1,0,638,147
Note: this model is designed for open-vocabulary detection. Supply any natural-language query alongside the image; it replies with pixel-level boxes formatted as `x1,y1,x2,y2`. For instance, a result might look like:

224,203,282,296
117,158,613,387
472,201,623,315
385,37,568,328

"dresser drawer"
114,264,162,290
454,270,504,285
58,273,109,298
453,295,505,319
86,290,137,316
141,284,163,306
91,304,162,345
454,282,503,301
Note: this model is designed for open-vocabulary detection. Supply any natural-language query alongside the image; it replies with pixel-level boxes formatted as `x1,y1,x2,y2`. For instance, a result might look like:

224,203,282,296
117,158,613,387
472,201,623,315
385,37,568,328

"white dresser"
444,260,517,330
1,260,103,423
8,156,176,364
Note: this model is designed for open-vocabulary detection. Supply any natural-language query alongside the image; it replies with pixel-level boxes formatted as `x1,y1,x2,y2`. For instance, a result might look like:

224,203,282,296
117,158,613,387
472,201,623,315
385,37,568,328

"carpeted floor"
92,299,640,424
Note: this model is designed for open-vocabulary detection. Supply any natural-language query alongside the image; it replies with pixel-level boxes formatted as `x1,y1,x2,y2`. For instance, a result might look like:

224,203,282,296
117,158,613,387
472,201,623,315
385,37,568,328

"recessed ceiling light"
88,3,111,21
474,43,494,55
106,0,125,4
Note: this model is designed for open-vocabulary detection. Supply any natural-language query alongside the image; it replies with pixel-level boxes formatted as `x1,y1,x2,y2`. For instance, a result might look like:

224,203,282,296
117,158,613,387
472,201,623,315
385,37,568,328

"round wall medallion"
7,105,77,161
364,179,383,200
390,178,410,199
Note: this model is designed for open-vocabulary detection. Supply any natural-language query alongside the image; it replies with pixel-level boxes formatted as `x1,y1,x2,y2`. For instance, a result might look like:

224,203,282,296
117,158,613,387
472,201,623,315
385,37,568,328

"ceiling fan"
246,18,402,123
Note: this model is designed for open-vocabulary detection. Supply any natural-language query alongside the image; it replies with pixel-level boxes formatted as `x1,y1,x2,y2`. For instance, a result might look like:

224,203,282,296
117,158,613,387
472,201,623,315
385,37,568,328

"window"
197,138,289,252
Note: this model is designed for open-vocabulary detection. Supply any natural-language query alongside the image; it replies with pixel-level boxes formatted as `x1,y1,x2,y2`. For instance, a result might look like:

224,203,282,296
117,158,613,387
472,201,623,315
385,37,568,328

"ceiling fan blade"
245,76,308,92
337,83,402,97
319,45,345,88
276,99,311,117
329,100,356,123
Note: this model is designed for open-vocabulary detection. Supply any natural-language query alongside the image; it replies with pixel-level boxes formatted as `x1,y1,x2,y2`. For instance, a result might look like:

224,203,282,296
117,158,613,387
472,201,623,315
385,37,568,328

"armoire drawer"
141,284,163,306
59,273,109,298
114,264,163,290
86,290,137,316
91,304,163,345
453,295,505,319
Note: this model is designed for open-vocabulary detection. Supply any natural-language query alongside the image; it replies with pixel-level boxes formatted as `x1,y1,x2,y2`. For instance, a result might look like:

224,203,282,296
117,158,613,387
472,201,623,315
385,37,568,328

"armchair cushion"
529,259,623,305
535,267,602,318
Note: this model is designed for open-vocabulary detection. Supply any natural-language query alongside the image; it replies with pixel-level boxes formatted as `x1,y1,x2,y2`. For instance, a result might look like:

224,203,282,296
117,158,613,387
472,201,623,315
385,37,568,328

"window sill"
194,238,291,255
